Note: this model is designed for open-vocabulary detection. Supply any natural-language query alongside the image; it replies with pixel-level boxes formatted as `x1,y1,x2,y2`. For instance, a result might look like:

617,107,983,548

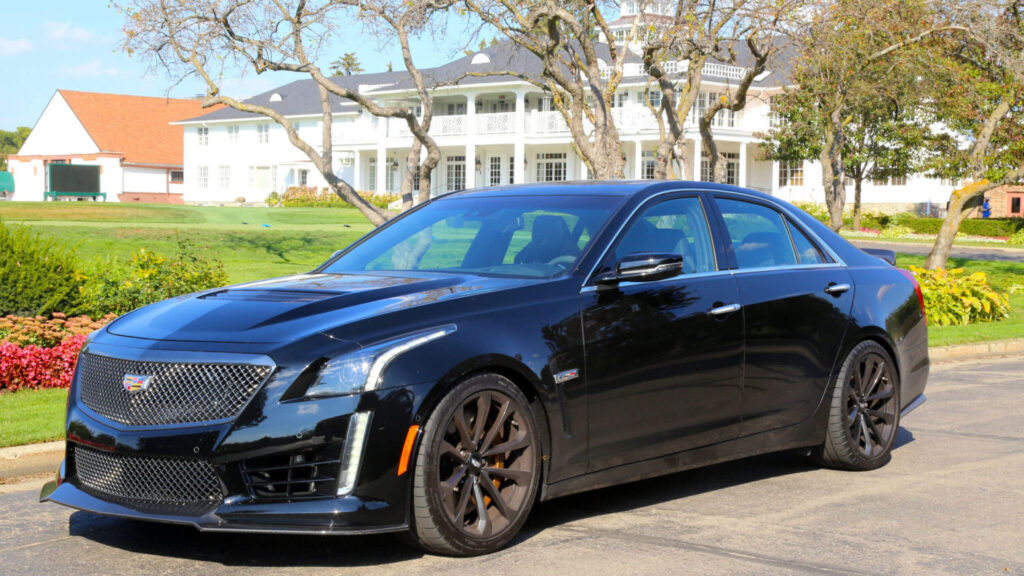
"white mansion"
175,5,955,213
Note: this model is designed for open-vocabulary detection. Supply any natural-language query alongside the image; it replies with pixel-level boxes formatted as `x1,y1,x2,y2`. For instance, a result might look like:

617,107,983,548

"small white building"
9,90,214,203
174,2,958,213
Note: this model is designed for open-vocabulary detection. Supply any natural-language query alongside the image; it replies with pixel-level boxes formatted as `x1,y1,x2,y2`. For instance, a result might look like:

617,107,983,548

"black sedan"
41,181,928,556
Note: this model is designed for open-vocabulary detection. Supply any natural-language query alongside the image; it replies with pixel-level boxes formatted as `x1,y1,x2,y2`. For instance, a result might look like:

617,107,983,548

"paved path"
850,239,1024,263
2,357,1022,575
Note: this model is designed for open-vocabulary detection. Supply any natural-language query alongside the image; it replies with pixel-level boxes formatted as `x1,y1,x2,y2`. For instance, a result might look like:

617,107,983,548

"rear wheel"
408,373,540,556
813,340,900,470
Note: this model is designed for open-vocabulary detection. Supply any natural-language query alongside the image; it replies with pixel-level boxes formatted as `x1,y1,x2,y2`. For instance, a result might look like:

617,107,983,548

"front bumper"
41,466,406,534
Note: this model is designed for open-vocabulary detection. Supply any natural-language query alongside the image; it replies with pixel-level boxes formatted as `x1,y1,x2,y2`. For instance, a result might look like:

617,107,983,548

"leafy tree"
922,0,1024,269
768,0,955,231
328,52,364,76
0,127,31,172
761,62,933,230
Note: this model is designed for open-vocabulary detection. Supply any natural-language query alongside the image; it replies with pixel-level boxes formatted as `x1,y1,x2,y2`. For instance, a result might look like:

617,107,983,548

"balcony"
476,112,515,135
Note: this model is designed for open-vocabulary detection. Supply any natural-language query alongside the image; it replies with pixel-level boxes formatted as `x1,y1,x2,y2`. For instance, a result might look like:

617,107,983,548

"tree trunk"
400,140,422,211
925,179,995,269
852,177,863,230
819,112,847,231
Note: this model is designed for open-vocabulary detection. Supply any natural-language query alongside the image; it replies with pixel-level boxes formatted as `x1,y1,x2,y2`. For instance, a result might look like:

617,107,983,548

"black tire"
408,373,541,556
813,340,901,470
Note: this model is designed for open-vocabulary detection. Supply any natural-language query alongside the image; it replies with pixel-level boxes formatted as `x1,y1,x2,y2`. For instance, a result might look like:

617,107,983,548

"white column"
376,145,386,194
738,142,748,188
352,150,361,191
633,140,643,179
579,157,588,180
514,90,526,184
771,160,780,196
692,136,702,181
466,95,477,189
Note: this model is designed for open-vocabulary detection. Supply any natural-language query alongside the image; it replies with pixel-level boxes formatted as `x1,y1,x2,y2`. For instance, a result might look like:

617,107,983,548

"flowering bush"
879,224,914,240
280,186,398,209
908,265,1010,326
1008,229,1024,246
0,333,87,392
0,313,116,348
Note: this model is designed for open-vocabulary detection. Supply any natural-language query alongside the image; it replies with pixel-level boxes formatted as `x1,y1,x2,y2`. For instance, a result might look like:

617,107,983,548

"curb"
0,440,63,483
929,338,1024,364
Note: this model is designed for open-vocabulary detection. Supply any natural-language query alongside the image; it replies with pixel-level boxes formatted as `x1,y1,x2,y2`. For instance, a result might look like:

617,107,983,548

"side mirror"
596,252,683,284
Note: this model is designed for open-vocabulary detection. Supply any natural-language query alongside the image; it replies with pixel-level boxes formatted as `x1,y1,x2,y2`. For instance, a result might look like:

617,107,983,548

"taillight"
897,268,926,324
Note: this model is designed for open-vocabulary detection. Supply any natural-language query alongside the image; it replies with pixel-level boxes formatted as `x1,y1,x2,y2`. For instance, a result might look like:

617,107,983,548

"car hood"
106,272,532,344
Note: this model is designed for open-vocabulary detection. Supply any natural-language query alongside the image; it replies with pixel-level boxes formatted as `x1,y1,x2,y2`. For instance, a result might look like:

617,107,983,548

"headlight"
305,325,456,398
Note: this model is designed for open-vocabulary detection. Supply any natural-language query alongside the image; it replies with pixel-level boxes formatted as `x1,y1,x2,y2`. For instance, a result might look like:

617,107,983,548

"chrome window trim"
77,341,277,431
581,187,848,293
579,262,845,293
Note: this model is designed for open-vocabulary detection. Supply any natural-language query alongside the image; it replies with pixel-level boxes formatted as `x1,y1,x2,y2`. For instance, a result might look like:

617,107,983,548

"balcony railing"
476,112,515,135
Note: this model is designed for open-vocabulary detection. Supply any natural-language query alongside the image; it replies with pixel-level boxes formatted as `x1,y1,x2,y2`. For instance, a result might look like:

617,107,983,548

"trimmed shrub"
0,313,115,348
879,224,913,239
1008,229,1024,246
0,333,86,392
76,238,228,317
0,221,83,317
908,265,1010,326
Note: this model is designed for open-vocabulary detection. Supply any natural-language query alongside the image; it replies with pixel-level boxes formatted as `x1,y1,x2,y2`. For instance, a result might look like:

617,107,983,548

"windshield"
324,195,623,278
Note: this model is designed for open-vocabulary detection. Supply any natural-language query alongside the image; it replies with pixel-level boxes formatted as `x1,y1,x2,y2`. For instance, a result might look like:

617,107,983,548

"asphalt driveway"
1,356,1022,575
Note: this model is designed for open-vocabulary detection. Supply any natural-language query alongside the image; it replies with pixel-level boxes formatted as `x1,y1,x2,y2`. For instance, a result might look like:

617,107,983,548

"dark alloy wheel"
409,373,540,556
813,340,901,470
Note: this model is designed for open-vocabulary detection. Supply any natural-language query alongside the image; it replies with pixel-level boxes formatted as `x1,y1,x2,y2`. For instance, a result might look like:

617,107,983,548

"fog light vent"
240,444,342,500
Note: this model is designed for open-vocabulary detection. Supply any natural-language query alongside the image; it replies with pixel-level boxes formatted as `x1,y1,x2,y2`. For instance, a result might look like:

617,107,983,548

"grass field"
0,202,375,283
896,253,1024,347
0,388,67,448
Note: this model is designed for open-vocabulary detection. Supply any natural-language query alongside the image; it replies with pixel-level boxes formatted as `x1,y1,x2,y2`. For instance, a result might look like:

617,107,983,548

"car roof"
443,180,774,200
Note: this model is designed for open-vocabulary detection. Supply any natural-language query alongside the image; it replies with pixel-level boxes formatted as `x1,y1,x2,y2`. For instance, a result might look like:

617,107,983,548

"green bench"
44,191,107,201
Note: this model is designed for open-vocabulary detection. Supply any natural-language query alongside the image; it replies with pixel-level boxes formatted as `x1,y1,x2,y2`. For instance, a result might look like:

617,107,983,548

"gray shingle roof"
182,39,792,123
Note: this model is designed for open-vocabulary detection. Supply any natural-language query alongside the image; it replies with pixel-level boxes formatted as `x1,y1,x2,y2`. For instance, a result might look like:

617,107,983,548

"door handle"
825,283,851,295
708,303,742,317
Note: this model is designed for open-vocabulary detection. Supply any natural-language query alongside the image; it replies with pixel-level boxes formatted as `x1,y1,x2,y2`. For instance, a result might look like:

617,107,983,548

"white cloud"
0,38,32,56
61,59,119,78
44,21,96,43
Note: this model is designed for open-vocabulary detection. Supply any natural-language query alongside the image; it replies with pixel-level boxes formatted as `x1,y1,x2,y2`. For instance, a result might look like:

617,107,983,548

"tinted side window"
716,198,797,269
787,220,826,264
611,197,716,274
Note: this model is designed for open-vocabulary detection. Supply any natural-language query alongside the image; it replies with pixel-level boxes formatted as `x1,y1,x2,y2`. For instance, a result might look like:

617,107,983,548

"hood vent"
199,290,342,303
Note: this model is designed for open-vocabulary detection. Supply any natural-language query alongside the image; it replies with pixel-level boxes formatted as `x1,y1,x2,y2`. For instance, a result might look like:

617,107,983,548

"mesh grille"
78,353,272,426
73,444,223,505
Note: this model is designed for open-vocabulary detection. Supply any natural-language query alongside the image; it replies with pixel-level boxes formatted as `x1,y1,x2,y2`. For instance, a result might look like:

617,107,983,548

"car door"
581,193,745,472
710,194,855,435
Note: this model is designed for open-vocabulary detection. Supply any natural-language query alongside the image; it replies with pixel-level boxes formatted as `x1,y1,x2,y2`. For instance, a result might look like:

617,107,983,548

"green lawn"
896,254,1024,347
0,202,375,283
0,388,67,448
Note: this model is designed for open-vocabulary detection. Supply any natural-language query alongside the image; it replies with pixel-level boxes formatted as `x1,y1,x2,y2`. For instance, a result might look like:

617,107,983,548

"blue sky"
0,2,479,131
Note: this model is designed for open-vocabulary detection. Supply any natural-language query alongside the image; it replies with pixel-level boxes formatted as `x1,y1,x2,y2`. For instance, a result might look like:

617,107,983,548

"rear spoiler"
861,248,896,266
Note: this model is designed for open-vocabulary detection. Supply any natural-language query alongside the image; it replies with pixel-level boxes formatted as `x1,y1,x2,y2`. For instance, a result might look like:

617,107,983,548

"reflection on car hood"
106,272,528,343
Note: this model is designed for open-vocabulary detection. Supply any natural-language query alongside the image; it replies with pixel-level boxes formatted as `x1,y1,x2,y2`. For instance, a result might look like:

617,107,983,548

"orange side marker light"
397,425,420,476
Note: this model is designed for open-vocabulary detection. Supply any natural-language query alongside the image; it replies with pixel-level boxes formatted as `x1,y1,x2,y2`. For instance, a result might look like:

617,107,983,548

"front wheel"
408,373,541,556
813,340,901,470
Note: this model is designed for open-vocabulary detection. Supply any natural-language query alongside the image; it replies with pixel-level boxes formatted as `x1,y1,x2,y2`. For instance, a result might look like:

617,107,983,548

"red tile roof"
59,90,221,167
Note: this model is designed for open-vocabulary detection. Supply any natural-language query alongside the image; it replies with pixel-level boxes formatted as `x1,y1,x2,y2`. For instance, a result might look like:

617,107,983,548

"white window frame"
227,125,239,144
367,157,377,191
536,152,567,182
197,166,209,189
446,155,466,192
257,124,270,144
218,165,230,189
197,127,209,146
489,156,503,186
779,160,804,187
